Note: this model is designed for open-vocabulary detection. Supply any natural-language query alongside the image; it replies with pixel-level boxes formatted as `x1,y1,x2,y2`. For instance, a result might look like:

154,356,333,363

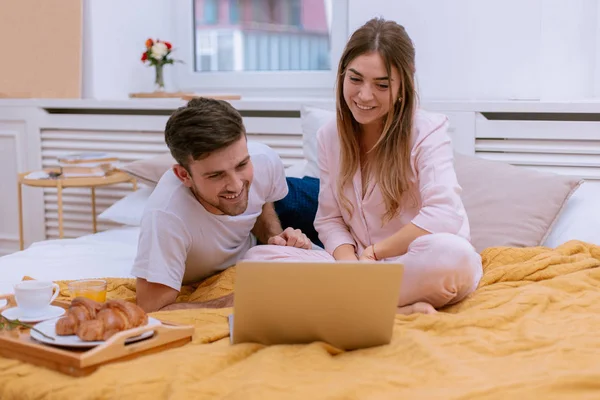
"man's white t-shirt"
131,141,288,291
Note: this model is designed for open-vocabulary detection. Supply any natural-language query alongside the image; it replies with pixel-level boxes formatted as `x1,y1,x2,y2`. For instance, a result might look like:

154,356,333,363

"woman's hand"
359,245,378,262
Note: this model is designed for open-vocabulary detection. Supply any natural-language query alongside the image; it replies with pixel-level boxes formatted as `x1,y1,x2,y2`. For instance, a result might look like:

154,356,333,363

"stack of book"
56,152,119,178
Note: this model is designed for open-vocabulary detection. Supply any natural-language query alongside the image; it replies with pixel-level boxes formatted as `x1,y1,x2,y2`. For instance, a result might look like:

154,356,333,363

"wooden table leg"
57,181,64,239
17,180,24,250
91,187,97,233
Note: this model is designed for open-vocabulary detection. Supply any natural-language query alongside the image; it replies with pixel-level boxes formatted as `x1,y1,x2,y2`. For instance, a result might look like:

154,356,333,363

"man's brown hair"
165,97,246,171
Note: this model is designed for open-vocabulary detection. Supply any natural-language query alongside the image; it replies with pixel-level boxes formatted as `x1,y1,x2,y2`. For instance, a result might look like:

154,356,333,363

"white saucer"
30,317,162,348
1,305,65,323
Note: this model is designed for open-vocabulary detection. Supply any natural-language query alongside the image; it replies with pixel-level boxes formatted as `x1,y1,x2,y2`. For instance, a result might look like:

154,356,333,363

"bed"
1,237,600,398
1,106,600,399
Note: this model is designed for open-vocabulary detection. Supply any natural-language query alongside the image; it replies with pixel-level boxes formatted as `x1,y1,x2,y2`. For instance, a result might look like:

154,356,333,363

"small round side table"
17,170,137,250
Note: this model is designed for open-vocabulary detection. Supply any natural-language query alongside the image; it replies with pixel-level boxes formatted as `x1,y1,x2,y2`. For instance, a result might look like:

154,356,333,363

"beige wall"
0,0,82,98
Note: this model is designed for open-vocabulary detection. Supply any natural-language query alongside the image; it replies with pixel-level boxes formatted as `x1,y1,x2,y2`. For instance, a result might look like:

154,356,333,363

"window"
172,0,348,97
229,0,240,24
203,0,219,24
195,0,329,72
289,0,302,28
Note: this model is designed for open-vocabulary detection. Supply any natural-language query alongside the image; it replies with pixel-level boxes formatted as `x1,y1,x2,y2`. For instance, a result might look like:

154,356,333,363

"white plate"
1,305,65,323
30,316,162,348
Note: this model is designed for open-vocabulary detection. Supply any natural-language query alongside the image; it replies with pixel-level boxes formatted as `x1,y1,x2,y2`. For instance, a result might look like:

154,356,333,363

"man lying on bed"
132,97,312,312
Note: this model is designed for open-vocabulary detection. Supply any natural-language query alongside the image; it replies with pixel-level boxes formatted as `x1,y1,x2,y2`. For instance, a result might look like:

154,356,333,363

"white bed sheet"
0,227,140,295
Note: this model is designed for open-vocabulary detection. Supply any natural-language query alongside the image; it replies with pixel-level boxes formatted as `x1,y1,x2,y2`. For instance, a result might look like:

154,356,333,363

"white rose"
151,42,169,60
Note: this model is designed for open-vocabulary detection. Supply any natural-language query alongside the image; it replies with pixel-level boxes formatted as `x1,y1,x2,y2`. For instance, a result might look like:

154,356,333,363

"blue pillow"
274,176,322,248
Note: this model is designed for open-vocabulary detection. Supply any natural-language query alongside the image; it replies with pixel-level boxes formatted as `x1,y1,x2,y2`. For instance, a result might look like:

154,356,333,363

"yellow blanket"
2,240,600,399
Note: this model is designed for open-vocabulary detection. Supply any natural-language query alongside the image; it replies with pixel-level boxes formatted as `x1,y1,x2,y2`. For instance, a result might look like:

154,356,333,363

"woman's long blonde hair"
336,17,417,223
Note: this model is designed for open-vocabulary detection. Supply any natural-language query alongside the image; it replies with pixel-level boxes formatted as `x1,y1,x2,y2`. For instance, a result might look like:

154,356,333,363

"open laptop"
230,260,404,350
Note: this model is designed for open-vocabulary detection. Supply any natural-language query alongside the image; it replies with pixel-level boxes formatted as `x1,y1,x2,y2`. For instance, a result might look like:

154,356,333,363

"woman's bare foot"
396,302,437,315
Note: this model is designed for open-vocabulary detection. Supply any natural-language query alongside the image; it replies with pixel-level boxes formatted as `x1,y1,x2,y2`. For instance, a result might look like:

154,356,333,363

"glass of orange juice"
68,279,107,302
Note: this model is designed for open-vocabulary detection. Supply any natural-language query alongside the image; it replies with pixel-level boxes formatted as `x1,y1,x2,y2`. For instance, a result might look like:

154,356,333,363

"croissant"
76,299,148,341
55,297,102,336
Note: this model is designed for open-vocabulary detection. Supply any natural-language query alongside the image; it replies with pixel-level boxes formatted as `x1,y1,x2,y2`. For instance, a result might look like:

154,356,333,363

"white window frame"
171,0,348,98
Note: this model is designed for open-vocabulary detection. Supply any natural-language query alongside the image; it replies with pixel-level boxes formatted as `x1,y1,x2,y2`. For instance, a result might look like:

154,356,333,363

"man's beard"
191,181,250,216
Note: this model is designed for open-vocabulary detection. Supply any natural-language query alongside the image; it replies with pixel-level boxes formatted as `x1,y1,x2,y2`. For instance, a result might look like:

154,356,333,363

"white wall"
82,0,178,99
539,0,597,100
348,0,599,101
83,0,600,101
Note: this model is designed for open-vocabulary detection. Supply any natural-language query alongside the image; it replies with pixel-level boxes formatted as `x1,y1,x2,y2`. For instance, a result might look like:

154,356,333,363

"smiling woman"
336,18,417,219
241,17,483,316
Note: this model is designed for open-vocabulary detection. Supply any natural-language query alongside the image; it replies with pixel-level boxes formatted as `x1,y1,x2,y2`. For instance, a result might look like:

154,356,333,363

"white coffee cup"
13,281,60,318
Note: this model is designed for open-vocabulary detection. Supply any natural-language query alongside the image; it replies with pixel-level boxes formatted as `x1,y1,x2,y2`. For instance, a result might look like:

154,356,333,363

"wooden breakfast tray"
0,295,194,377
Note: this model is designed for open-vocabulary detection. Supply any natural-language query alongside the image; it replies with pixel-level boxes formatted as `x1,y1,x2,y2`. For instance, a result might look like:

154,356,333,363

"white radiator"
473,113,600,180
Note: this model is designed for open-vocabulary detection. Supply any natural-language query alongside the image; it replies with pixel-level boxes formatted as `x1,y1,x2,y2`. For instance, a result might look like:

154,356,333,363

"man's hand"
267,227,311,249
137,278,235,312
359,245,378,262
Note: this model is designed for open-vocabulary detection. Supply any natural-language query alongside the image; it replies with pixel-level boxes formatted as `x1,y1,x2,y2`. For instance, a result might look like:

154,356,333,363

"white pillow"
543,181,600,248
285,160,308,178
98,186,153,226
300,105,335,178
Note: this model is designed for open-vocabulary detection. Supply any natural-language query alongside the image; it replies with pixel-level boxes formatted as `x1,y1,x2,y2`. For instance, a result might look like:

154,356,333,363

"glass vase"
154,64,165,92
